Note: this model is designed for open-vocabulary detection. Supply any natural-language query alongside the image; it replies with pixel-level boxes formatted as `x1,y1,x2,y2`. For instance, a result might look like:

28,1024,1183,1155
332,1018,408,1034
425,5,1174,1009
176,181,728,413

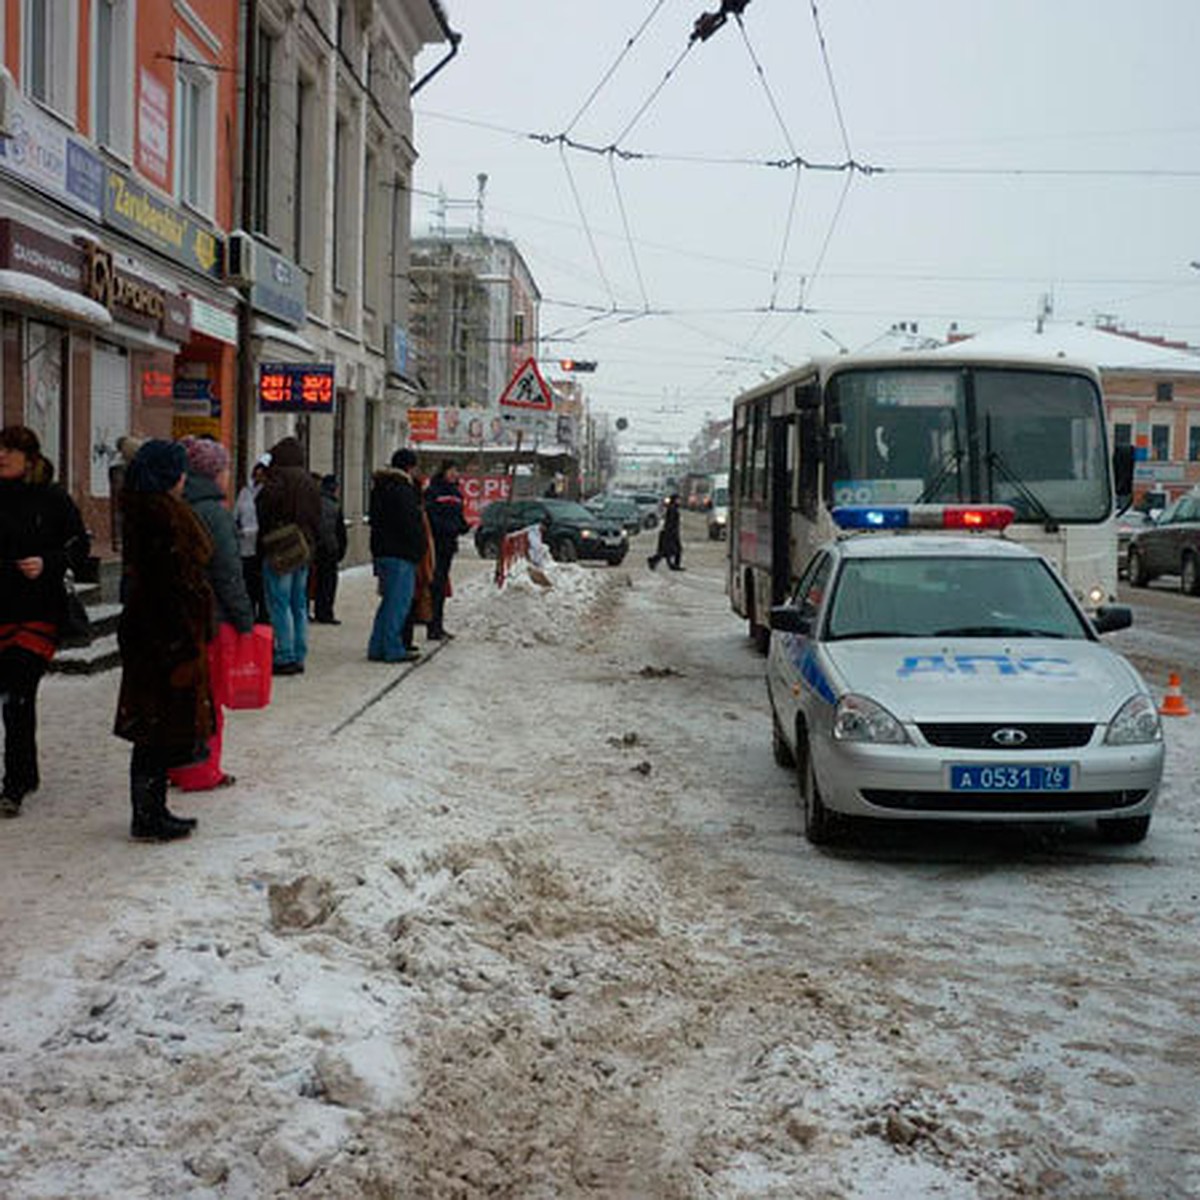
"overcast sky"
411,0,1200,451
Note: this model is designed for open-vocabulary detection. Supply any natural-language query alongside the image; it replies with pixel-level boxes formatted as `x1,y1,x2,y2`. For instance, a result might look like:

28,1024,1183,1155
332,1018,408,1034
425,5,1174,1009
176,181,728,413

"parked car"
1127,491,1200,593
767,507,1162,846
1116,510,1154,578
584,495,643,536
708,473,729,540
474,498,628,565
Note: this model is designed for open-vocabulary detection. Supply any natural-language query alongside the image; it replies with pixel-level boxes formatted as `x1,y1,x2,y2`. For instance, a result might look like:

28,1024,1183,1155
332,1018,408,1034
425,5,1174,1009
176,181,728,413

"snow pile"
454,559,625,647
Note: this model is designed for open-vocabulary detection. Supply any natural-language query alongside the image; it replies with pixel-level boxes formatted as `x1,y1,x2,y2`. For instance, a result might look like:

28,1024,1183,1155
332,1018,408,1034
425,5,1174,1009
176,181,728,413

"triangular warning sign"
498,357,554,410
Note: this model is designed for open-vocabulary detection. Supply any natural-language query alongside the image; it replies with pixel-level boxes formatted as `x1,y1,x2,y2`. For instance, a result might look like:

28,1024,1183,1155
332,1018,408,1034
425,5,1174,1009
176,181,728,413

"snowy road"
2,519,1199,1198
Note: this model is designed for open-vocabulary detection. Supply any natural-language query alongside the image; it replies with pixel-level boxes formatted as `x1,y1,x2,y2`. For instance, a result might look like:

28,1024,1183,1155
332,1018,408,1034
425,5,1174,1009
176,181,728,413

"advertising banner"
460,473,513,526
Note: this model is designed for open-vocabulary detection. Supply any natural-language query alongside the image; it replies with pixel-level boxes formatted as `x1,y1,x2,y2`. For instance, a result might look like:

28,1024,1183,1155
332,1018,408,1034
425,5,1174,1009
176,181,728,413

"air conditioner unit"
0,68,16,140
225,230,257,286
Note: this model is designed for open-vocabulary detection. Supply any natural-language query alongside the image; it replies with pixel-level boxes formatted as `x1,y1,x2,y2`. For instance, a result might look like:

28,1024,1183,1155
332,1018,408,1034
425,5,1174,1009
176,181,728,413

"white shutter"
90,341,129,497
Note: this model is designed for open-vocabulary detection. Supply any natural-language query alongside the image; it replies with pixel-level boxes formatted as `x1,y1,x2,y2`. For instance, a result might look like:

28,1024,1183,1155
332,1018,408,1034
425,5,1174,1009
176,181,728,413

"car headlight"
580,528,595,539
833,694,909,744
1104,694,1163,745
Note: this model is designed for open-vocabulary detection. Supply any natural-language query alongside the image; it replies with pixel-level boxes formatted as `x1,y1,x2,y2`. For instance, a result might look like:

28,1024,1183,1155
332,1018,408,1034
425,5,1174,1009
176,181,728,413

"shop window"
1150,424,1170,462
1189,426,1200,463
24,321,65,479
92,0,131,154
24,0,77,119
174,41,215,215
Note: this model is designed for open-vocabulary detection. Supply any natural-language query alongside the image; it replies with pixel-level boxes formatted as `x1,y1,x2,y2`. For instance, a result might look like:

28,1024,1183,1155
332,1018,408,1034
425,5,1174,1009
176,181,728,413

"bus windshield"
825,367,1110,521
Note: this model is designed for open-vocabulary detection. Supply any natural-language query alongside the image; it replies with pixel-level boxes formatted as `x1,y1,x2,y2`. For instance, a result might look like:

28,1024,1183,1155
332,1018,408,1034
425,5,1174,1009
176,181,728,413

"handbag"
60,573,93,648
216,623,273,710
261,523,311,573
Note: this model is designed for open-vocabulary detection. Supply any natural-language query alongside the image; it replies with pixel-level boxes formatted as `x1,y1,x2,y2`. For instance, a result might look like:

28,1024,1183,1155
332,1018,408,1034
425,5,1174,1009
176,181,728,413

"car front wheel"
1181,553,1200,596
772,708,795,768
553,537,578,563
798,738,840,846
1127,548,1148,587
1097,814,1151,844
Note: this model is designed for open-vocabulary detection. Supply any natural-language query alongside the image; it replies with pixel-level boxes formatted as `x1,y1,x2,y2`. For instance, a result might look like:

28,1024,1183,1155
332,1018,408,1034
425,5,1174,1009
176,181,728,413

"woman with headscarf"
114,439,214,841
0,426,89,818
167,436,253,792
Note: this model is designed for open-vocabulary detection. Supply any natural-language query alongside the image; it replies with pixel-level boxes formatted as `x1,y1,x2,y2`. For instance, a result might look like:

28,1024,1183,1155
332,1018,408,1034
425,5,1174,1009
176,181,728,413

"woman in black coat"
0,426,90,817
114,440,215,841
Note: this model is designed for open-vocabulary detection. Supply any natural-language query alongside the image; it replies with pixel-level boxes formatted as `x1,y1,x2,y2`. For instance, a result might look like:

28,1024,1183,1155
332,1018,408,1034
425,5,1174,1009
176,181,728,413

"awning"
251,318,316,355
0,269,112,328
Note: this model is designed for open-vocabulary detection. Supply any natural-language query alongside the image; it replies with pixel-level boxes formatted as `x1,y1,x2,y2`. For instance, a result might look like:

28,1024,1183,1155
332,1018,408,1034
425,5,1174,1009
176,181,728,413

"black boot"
130,761,194,842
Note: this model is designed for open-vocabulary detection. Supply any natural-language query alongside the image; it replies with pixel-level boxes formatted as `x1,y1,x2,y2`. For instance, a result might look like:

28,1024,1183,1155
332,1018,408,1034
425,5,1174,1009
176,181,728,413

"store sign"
189,297,238,345
0,219,85,288
258,363,335,414
387,323,409,376
103,167,224,279
0,86,103,219
80,240,188,342
136,69,170,190
142,369,173,400
408,408,438,442
248,238,307,327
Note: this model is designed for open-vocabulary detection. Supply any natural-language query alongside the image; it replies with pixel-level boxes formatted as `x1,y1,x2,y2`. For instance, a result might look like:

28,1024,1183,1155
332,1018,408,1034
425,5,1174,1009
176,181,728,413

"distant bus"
680,472,712,510
728,348,1133,647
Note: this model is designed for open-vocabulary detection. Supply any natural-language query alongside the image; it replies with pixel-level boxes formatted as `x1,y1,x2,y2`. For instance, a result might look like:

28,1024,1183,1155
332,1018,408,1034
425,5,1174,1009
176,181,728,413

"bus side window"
797,408,820,518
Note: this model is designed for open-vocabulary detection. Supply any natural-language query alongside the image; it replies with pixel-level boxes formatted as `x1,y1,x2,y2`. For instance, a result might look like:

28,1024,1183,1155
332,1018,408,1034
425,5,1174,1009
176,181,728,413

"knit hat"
0,425,41,458
182,436,230,480
126,439,187,494
391,447,417,470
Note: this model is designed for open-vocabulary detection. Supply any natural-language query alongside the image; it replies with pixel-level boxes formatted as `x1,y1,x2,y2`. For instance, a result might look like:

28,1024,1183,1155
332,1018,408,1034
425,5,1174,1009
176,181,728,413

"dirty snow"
1,522,1199,1198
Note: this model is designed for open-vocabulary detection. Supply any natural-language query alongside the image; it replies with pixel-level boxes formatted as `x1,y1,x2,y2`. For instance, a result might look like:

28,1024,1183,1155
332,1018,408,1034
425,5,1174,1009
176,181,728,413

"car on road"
708,472,729,540
584,495,643,536
767,504,1163,846
1127,491,1200,594
614,491,661,530
474,498,628,565
1116,509,1154,578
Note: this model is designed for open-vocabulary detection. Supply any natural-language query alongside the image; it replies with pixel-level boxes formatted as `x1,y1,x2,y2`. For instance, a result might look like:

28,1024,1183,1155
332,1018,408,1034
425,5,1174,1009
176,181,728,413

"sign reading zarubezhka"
257,363,335,414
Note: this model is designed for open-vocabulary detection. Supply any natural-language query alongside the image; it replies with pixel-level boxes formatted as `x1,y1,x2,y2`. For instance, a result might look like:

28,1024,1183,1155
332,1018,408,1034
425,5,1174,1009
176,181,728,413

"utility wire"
557,142,617,311
808,0,853,161
563,0,672,136
608,154,652,312
612,41,696,146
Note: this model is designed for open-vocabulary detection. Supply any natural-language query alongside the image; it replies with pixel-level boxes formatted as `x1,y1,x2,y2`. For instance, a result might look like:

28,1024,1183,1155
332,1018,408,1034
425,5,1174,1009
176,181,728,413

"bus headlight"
1087,585,1107,607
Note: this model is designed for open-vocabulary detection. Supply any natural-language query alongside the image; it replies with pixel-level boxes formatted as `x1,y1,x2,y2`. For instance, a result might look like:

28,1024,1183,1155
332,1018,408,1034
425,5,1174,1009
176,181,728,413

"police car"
767,505,1164,846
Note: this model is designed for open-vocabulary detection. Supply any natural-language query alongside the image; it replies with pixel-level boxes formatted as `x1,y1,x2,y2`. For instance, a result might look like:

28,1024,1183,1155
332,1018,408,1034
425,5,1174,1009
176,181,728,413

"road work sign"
499,357,553,410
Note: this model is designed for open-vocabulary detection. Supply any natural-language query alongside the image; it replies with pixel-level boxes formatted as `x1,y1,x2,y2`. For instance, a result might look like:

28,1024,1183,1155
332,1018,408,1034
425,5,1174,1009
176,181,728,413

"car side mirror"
770,605,813,636
1092,604,1132,635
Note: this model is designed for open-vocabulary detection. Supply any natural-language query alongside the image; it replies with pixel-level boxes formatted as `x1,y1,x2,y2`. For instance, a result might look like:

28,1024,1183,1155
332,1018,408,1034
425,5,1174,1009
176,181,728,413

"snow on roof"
0,269,112,327
936,321,1200,374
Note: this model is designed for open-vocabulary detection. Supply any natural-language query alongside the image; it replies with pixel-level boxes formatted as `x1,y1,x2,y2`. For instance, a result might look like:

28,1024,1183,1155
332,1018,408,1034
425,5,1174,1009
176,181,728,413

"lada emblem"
991,727,1028,747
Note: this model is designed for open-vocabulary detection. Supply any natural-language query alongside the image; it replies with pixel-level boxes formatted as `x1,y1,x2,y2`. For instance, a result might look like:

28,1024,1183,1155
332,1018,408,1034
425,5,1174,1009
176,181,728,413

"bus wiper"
984,450,1057,529
915,447,964,504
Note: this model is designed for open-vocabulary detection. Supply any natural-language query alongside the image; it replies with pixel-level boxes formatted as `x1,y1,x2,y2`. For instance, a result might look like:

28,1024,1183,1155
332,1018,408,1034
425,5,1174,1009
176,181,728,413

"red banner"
459,473,512,527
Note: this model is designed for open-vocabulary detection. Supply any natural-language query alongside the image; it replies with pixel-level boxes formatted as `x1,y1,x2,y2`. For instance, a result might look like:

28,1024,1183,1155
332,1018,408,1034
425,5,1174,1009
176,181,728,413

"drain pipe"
411,0,462,96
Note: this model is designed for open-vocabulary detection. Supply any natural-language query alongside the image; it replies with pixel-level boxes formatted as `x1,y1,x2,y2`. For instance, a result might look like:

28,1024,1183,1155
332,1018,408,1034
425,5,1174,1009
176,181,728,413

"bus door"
770,415,793,605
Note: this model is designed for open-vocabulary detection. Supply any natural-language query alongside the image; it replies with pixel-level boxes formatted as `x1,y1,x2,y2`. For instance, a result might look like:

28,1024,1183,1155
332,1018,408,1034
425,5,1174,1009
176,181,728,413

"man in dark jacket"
368,448,426,663
423,460,471,640
313,474,348,624
647,493,683,571
256,436,322,675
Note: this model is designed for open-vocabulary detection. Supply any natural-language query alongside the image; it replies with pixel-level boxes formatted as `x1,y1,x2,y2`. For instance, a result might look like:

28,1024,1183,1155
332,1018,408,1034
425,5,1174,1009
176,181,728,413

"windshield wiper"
827,630,915,641
915,413,963,504
984,448,1057,528
933,625,1066,638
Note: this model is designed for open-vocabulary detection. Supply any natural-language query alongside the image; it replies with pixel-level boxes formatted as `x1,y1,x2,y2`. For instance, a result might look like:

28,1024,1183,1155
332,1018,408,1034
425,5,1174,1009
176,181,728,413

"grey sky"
412,0,1200,450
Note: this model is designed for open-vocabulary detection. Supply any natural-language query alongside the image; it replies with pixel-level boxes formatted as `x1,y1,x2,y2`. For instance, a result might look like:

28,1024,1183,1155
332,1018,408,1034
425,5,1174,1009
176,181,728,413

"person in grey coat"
167,437,253,791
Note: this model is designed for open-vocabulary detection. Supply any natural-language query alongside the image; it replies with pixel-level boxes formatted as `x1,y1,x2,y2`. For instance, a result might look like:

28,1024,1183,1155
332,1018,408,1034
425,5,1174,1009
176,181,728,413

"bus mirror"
1112,443,1134,501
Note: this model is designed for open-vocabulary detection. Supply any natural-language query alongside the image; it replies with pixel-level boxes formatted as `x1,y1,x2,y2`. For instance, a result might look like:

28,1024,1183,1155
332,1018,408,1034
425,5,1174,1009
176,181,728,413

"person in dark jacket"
423,460,471,641
647,494,683,571
114,440,214,842
313,474,348,624
0,426,90,818
168,437,253,792
367,448,427,663
256,436,322,675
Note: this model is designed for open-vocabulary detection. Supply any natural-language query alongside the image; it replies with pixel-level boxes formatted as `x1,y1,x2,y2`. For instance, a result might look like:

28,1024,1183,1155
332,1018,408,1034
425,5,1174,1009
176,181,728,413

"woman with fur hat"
0,426,90,818
114,439,214,841
166,437,253,792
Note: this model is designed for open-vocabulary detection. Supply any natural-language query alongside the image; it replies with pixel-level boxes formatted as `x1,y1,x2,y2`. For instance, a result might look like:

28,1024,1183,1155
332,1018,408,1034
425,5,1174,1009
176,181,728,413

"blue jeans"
263,563,310,666
368,557,415,662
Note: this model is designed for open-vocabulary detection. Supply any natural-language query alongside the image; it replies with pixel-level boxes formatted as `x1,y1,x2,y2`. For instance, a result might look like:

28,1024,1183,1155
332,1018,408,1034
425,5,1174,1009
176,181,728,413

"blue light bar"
832,505,909,530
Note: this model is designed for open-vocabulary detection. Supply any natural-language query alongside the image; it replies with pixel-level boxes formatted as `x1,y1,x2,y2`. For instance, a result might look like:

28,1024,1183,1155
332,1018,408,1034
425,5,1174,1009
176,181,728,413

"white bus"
728,348,1133,647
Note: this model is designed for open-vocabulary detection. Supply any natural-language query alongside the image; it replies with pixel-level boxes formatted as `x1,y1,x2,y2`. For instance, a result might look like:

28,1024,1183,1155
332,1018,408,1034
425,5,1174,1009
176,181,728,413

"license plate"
950,764,1071,792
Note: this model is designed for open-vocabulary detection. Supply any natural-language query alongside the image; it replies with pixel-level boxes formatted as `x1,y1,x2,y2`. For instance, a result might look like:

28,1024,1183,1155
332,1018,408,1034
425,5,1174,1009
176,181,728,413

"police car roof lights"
832,504,1015,532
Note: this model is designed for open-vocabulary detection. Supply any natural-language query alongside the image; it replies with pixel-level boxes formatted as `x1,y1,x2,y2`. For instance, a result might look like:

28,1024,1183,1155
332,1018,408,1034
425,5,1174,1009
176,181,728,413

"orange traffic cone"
1159,672,1191,717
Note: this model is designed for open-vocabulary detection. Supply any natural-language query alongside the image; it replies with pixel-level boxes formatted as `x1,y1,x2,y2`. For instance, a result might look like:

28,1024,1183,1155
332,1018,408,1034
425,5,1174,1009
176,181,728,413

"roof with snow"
936,321,1200,374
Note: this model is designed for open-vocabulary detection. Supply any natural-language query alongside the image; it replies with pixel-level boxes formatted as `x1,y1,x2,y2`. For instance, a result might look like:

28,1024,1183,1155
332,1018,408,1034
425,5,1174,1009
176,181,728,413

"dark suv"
1127,491,1200,594
474,498,629,565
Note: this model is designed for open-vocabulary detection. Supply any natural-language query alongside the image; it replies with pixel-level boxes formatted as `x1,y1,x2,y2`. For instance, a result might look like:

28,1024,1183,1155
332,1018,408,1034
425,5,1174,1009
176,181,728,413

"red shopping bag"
218,623,274,710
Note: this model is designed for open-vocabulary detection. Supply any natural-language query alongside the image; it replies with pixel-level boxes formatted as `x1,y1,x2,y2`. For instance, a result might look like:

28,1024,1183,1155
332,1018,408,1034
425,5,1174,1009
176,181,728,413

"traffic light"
559,359,597,373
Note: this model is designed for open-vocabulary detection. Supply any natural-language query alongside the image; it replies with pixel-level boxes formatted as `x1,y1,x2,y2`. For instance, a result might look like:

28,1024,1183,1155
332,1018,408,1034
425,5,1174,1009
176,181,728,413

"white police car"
767,505,1164,846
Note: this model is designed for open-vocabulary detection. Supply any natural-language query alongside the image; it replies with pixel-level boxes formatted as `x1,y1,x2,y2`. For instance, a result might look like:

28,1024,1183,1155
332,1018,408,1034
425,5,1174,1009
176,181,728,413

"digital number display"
257,363,335,413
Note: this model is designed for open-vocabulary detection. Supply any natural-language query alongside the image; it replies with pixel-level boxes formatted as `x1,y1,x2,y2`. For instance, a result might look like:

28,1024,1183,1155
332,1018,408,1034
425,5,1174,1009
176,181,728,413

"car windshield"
825,554,1092,641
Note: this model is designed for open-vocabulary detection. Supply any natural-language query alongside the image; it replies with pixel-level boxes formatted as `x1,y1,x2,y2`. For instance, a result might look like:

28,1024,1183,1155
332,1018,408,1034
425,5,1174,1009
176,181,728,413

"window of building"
92,0,131,154
1155,380,1174,403
293,77,313,265
24,0,77,118
513,311,525,347
363,148,380,316
333,115,349,290
1189,425,1200,462
252,27,275,235
1150,423,1170,462
174,44,215,215
1112,422,1132,448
